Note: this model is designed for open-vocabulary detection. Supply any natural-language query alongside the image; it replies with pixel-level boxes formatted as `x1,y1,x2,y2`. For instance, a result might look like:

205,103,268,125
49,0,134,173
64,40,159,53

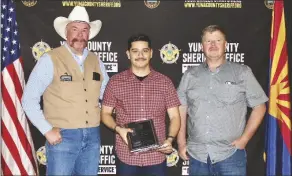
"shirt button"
84,89,87,91
141,109,144,111
209,87,212,89
83,78,85,81
86,121,88,124
208,101,211,103
206,115,209,118
86,111,88,114
85,100,88,102
206,131,209,134
141,95,144,98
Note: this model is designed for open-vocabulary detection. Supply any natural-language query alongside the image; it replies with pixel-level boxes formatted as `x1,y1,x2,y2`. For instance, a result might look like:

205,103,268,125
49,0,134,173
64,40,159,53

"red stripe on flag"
277,104,291,121
1,121,27,175
6,61,23,100
281,75,289,84
271,43,288,85
270,2,283,58
1,155,12,175
277,93,290,101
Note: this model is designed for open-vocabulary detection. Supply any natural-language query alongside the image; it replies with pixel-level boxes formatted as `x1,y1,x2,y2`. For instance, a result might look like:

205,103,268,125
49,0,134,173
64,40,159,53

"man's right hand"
115,126,133,145
178,144,189,161
45,127,62,145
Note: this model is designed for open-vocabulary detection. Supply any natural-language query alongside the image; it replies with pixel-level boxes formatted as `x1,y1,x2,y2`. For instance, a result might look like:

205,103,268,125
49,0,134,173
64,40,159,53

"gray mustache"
72,38,87,43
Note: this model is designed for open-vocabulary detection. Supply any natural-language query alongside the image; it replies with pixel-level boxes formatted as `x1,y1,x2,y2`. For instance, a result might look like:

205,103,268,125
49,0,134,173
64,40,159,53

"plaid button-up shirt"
103,69,180,166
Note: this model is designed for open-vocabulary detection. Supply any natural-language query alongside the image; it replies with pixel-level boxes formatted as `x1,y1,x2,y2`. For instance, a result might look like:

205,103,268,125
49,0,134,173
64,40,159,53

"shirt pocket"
150,92,165,115
215,84,242,104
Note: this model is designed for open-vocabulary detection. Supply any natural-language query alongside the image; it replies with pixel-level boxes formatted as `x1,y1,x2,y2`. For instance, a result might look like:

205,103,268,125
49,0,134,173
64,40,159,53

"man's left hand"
157,139,173,154
231,137,248,149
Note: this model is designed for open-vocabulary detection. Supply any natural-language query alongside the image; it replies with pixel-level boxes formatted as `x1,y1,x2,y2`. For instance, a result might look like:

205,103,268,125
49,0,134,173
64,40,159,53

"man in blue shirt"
22,6,109,175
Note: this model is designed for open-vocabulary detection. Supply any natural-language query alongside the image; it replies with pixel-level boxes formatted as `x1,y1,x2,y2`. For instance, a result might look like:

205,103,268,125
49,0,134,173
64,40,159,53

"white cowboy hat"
53,6,102,40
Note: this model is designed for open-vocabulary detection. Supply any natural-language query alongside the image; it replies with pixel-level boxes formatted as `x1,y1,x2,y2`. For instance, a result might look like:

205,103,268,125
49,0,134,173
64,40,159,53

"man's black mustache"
135,58,147,61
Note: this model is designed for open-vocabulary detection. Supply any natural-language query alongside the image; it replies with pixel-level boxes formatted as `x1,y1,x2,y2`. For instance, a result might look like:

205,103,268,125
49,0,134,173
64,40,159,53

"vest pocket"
60,81,83,100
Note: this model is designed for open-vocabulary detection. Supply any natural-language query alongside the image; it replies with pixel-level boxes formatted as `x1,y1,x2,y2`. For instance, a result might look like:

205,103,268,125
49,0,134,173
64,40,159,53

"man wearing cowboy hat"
22,6,109,175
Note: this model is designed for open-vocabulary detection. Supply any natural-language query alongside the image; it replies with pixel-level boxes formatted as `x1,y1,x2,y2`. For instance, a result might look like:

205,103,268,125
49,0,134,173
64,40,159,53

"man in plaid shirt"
101,34,181,176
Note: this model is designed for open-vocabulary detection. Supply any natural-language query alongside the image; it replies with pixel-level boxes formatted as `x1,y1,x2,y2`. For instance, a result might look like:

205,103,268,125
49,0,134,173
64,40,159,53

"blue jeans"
117,158,166,176
189,149,246,176
46,126,101,175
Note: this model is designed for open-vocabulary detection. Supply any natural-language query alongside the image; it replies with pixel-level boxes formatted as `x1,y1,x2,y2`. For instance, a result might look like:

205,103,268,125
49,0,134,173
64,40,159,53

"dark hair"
201,25,227,41
127,34,152,50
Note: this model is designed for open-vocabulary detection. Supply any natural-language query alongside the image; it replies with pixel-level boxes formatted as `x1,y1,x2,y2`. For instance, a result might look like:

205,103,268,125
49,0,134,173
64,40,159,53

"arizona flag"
265,1,291,176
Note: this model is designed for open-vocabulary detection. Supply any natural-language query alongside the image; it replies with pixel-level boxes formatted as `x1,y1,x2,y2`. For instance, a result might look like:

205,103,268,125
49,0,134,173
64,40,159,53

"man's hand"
157,138,173,154
115,126,133,145
178,144,189,160
45,127,62,145
231,103,266,150
231,137,248,150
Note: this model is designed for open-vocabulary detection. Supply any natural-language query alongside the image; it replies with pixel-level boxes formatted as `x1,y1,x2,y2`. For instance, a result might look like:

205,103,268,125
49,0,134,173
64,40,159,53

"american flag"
1,0,38,175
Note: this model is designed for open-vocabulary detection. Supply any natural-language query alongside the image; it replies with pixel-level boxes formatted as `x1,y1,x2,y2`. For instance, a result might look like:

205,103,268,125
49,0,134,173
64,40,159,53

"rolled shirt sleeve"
177,70,191,106
244,66,269,107
102,78,117,108
164,78,181,109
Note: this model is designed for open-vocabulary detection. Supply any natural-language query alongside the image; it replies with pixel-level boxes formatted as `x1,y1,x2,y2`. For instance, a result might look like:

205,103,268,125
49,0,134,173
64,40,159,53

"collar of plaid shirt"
126,67,157,81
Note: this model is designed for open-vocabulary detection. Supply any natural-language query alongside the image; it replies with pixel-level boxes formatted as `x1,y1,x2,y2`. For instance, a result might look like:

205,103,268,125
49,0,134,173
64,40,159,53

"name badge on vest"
93,72,100,81
60,73,72,82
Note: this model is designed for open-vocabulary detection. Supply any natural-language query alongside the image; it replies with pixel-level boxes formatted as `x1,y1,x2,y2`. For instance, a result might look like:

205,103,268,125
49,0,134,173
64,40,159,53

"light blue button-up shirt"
22,43,109,135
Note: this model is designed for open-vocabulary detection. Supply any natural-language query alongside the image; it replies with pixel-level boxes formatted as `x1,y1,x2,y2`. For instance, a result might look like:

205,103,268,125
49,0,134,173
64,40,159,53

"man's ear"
126,50,130,60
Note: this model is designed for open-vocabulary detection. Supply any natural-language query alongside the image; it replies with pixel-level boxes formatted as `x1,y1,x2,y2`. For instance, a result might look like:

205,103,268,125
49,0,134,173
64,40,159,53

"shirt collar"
126,67,156,81
202,60,228,73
